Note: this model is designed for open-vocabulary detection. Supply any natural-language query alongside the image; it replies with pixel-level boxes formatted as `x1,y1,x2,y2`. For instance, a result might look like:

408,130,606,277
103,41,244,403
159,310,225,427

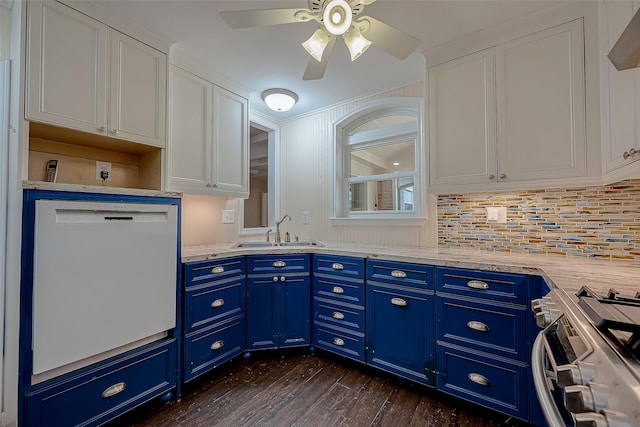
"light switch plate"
486,206,507,223
223,210,235,224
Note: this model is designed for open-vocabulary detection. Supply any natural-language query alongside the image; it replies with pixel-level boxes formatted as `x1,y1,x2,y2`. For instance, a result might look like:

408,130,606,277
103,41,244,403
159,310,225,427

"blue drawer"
367,260,434,290
313,254,364,281
183,316,245,382
436,267,527,305
247,254,310,275
436,342,528,421
313,297,365,334
24,340,176,427
184,257,246,287
436,295,527,361
184,278,246,334
313,275,364,306
313,323,365,363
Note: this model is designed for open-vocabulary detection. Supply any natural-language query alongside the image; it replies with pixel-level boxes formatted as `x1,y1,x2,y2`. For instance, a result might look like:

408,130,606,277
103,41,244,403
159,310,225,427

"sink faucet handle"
294,235,299,242
265,228,272,242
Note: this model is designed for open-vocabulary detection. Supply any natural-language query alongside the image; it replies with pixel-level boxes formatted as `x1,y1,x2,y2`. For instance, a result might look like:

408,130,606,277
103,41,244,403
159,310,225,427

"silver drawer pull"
391,297,407,307
467,321,489,332
102,382,126,398
468,373,490,386
332,263,344,270
211,266,225,274
332,311,345,320
391,270,407,278
332,286,344,294
273,260,286,268
333,337,345,346
211,298,225,308
467,280,489,290
210,340,224,350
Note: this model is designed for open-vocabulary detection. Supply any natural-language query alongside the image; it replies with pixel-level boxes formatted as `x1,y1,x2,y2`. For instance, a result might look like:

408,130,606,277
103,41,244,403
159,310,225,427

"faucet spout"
275,214,291,244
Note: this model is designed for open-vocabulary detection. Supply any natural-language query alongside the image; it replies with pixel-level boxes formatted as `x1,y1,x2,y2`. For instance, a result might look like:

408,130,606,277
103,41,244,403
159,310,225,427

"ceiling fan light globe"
323,0,352,35
262,89,298,112
344,27,372,61
302,28,330,62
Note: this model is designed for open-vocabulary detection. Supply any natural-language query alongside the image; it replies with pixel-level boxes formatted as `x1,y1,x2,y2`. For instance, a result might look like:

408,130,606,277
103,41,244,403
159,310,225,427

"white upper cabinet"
26,1,167,148
167,64,249,198
429,48,496,187
428,6,595,192
496,19,586,182
600,0,640,180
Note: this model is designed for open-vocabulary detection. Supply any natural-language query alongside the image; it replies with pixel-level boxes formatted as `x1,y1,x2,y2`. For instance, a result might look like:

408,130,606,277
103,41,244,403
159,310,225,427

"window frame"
332,98,426,224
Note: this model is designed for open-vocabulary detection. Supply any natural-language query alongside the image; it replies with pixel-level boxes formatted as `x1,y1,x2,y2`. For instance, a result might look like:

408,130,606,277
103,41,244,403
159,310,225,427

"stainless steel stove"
531,286,640,427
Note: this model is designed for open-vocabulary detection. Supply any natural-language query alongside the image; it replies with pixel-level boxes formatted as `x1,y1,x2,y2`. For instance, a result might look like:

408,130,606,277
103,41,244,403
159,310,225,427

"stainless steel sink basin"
231,242,276,248
232,240,324,248
278,241,324,247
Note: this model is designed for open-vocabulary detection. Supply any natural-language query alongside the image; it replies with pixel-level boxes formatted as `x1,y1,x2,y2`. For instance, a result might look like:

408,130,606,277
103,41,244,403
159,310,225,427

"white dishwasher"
32,199,178,379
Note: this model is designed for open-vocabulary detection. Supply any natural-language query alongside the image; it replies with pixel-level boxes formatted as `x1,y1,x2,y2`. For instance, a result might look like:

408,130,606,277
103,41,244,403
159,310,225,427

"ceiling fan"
220,0,421,80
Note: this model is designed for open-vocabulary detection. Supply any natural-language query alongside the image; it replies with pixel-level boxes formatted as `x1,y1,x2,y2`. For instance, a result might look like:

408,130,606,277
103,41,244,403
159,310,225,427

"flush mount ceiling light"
221,0,421,81
262,89,298,112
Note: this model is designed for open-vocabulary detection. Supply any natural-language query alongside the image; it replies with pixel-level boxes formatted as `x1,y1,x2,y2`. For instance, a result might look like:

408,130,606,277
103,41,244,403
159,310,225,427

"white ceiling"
93,0,561,121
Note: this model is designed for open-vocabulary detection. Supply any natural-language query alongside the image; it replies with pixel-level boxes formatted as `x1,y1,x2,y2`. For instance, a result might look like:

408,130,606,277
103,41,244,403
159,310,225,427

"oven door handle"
532,332,565,427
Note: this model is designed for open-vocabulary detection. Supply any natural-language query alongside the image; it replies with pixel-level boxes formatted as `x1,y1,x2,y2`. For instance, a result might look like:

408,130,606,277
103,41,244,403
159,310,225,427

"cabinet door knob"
280,276,286,282
211,298,225,308
273,276,279,282
110,129,118,135
489,174,496,180
102,382,126,398
468,373,490,386
390,297,407,307
98,126,106,132
499,174,507,180
623,151,630,159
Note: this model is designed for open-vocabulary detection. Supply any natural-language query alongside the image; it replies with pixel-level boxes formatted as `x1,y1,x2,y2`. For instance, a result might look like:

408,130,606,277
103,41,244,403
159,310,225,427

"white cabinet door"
167,66,211,192
26,0,108,134
602,0,640,173
109,30,167,147
496,19,586,182
428,48,497,187
212,86,249,197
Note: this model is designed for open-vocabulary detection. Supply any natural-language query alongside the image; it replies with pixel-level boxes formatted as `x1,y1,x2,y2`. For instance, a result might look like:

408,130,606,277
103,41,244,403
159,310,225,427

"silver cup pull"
332,286,344,294
102,382,126,398
332,263,344,270
211,266,225,274
467,321,489,332
332,311,345,320
391,270,407,278
391,297,407,307
210,340,224,351
333,337,345,346
468,373,490,386
211,299,225,308
272,260,286,268
467,280,489,290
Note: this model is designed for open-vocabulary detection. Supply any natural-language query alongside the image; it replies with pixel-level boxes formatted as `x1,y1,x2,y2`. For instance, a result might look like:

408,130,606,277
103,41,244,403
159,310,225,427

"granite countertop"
182,243,640,298
23,181,182,198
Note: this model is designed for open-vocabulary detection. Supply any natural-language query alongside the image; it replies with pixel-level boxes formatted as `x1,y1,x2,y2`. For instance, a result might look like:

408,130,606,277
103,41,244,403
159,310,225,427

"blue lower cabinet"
24,339,176,427
247,254,311,350
366,282,435,386
436,342,528,421
183,316,245,382
313,323,365,362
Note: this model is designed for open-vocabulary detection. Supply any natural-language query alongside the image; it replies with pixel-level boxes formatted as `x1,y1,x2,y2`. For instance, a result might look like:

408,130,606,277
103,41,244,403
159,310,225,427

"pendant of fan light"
220,0,421,80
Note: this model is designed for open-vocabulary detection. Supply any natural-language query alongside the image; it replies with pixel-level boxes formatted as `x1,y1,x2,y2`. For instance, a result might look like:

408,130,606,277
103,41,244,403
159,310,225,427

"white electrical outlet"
223,210,235,224
302,211,309,224
95,161,112,181
486,206,507,224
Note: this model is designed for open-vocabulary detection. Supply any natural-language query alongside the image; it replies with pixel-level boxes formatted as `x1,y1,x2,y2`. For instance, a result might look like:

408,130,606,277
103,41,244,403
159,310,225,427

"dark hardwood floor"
109,349,531,427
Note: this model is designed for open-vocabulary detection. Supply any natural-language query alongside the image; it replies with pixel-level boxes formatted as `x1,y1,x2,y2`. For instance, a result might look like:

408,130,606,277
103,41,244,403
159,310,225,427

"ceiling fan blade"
357,16,421,60
221,8,314,29
303,37,336,80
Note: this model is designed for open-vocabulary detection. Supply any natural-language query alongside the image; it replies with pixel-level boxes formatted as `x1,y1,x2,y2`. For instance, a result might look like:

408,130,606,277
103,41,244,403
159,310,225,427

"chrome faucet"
275,214,291,244
265,228,272,243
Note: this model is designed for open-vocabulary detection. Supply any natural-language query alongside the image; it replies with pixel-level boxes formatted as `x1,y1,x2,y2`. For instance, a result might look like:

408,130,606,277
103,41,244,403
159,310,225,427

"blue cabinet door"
366,282,435,386
246,277,278,350
279,276,310,347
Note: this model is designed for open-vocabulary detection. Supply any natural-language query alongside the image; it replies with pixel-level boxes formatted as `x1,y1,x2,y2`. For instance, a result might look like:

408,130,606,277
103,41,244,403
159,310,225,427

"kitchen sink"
232,240,324,248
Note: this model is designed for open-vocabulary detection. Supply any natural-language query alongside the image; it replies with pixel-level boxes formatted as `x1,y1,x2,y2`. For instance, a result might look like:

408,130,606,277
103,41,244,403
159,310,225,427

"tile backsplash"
437,180,640,259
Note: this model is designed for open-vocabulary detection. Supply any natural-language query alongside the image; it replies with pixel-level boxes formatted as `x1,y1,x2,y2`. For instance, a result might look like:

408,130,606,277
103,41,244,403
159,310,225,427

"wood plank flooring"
109,349,531,427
